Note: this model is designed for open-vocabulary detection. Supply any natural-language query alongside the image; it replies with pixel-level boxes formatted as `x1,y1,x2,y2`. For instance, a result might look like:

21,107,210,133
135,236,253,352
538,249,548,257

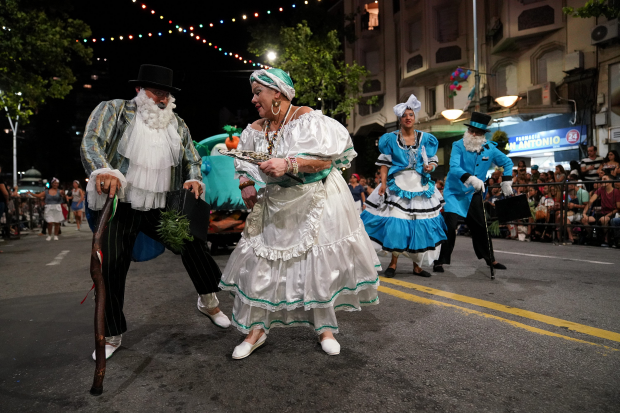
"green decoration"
193,140,210,157
488,220,500,237
491,130,510,155
223,125,243,139
157,210,194,253
108,195,119,223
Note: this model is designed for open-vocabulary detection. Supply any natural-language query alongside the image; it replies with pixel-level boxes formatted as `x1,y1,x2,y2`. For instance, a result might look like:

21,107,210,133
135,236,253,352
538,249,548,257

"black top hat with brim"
128,64,181,93
463,112,492,133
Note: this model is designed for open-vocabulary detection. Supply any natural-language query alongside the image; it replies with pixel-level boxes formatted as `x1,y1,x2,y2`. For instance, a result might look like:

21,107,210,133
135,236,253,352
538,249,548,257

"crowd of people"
347,146,620,248
0,168,87,241
482,147,620,247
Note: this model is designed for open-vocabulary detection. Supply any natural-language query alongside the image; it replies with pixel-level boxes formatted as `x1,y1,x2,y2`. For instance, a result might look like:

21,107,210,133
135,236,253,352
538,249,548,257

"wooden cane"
89,195,116,396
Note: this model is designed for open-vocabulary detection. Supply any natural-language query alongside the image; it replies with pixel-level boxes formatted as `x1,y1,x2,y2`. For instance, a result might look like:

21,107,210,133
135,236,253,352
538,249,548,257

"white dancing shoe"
46,236,51,241
91,335,122,361
53,236,59,241
320,338,341,356
197,294,231,328
232,333,267,360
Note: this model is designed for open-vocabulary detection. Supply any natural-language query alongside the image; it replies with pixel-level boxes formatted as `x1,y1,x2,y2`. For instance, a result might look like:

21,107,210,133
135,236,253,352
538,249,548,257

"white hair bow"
393,94,421,118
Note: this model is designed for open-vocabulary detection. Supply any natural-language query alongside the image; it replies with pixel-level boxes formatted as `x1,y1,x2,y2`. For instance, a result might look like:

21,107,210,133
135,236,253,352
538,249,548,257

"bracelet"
289,157,299,174
238,180,255,190
284,157,292,173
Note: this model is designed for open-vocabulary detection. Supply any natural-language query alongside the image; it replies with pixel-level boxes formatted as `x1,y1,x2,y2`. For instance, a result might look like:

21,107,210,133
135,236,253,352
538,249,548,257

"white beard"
463,131,486,152
133,89,176,130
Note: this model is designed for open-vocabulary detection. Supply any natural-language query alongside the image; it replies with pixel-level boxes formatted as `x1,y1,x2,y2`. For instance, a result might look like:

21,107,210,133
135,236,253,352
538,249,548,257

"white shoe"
53,236,59,241
320,338,340,356
232,333,267,360
197,295,231,328
45,236,51,241
91,335,122,360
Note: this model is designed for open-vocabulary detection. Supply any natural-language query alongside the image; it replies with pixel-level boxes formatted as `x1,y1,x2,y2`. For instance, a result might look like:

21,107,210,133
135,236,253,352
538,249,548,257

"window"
406,55,423,72
518,5,554,31
365,50,380,75
363,2,380,31
537,49,563,84
610,62,620,127
358,95,385,116
435,3,460,43
408,17,422,52
495,64,518,97
427,88,436,117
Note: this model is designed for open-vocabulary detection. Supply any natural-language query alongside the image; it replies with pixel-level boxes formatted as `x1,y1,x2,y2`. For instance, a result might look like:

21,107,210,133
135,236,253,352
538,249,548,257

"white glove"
465,176,485,193
501,181,513,196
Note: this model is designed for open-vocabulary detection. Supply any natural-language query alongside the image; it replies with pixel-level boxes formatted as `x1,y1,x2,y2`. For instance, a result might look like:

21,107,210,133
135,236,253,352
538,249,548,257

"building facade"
344,0,620,177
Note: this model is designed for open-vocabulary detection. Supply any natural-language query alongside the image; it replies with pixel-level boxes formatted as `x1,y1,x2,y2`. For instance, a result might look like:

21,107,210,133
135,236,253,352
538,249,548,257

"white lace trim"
243,183,327,261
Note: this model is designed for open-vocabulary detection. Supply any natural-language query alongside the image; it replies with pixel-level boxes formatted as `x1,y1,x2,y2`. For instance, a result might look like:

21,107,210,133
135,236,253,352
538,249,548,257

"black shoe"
433,264,444,273
485,260,507,270
414,269,432,278
384,267,396,278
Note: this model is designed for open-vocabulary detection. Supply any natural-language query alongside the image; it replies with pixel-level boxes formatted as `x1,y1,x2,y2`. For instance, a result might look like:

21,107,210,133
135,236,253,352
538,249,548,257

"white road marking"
494,250,613,265
46,250,70,266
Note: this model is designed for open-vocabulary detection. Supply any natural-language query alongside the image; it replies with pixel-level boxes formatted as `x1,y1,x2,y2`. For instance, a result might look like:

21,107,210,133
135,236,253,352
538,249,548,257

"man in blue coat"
433,112,513,272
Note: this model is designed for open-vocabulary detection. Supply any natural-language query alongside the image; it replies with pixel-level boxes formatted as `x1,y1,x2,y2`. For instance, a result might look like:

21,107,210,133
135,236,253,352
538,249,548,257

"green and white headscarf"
250,68,296,100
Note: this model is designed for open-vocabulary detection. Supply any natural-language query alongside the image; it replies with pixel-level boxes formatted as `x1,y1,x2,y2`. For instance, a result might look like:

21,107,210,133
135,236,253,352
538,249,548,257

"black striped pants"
92,202,222,336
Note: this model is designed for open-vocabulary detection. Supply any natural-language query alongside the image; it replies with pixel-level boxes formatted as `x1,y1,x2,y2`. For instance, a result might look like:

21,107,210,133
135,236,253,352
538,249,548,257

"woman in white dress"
219,68,381,359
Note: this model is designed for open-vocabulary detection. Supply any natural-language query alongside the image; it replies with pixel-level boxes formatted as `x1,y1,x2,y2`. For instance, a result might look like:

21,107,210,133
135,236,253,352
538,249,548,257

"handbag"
495,194,532,223
165,189,211,242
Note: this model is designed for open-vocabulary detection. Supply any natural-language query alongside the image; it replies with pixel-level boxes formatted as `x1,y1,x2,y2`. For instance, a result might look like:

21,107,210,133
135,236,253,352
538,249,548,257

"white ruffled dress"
219,110,381,335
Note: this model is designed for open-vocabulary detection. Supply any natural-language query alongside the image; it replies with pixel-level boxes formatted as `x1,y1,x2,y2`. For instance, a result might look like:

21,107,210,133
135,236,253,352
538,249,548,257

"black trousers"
437,193,494,265
91,202,222,336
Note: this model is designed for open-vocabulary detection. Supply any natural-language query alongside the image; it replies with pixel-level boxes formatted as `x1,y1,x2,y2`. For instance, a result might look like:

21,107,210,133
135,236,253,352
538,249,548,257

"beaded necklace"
264,104,293,155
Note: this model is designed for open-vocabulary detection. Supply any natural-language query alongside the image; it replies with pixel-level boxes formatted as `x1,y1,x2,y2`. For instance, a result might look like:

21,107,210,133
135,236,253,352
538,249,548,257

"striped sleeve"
180,120,202,182
80,101,121,176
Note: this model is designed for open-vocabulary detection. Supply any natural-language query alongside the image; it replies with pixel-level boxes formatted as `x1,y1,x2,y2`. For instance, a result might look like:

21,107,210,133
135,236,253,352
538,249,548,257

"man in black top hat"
80,64,230,361
433,112,514,273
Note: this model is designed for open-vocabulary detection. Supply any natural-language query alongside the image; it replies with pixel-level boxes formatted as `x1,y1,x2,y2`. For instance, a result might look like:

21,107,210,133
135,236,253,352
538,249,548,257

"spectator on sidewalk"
598,150,619,177
581,146,604,183
66,180,85,231
555,165,567,182
29,178,65,241
582,175,620,247
562,178,589,244
610,215,620,248
530,165,540,182
569,160,581,180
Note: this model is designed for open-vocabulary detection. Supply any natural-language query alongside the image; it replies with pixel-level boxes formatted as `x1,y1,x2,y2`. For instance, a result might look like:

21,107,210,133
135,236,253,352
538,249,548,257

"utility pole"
1,92,21,188
473,0,480,112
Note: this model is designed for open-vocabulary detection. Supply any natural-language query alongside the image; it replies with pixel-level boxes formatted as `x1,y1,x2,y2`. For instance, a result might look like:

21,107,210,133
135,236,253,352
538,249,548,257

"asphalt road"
1,226,619,412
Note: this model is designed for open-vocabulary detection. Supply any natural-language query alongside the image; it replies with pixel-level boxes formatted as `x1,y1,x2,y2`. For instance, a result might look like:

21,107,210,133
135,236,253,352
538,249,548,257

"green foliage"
248,21,376,118
487,219,500,237
157,210,194,253
222,124,243,139
491,130,510,155
563,0,620,19
0,0,92,124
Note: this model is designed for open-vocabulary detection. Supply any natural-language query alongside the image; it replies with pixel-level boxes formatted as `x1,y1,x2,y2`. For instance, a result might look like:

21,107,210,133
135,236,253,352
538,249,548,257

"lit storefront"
487,113,585,172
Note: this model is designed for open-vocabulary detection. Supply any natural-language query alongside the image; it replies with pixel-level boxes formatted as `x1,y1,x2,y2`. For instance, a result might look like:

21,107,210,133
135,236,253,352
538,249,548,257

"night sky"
2,0,342,184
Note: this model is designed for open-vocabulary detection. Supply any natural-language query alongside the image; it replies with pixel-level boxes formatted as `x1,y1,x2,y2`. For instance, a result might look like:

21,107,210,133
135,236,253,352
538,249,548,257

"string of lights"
129,0,321,27
78,30,271,69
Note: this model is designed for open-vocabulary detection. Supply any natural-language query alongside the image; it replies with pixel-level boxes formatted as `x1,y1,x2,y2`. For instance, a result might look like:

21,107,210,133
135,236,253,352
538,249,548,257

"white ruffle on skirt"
220,169,381,335
44,204,65,223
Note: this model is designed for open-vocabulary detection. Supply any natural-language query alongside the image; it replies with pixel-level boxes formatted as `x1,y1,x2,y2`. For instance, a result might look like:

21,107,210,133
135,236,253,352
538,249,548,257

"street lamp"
441,109,464,121
495,96,520,108
267,51,277,61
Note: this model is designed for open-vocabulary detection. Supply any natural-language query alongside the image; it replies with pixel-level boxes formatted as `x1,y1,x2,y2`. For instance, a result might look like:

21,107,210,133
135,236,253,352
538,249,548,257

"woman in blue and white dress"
361,95,447,278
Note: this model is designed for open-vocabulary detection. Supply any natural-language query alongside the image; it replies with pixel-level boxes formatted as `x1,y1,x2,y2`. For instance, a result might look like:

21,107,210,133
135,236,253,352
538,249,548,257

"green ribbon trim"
220,276,380,308
231,296,380,331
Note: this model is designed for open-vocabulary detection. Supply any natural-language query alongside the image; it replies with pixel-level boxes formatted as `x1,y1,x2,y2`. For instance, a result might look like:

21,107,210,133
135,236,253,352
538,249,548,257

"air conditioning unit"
591,18,619,45
527,82,555,106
